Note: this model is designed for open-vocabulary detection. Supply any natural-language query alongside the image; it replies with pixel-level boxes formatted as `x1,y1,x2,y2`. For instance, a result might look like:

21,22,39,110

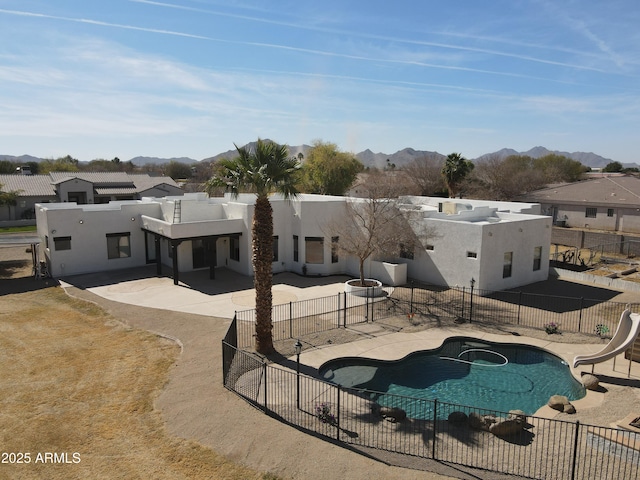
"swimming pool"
318,337,586,418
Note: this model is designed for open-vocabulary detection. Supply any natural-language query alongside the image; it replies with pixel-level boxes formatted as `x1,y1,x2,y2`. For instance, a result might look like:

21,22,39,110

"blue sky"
1,1,639,163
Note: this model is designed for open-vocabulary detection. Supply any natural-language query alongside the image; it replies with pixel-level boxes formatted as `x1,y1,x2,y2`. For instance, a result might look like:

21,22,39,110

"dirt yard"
0,243,281,480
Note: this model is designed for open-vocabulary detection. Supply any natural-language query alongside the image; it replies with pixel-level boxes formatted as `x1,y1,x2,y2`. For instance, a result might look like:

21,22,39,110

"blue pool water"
319,337,585,418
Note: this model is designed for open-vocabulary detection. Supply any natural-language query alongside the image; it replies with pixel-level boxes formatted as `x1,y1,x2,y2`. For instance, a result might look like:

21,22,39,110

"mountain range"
1,146,634,170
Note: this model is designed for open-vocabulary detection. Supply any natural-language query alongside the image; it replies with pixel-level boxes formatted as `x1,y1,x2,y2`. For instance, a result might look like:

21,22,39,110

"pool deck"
59,265,640,422
297,326,640,418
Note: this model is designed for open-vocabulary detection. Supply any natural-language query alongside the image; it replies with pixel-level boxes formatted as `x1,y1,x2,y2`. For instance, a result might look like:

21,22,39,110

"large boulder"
548,395,576,414
508,409,528,425
581,374,599,391
468,412,497,431
489,419,523,437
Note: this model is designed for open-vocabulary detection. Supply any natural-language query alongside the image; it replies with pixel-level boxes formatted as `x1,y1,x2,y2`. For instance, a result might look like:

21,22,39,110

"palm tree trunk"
253,195,274,354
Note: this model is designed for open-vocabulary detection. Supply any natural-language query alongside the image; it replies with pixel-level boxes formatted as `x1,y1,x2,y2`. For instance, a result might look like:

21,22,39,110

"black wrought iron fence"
390,284,638,336
232,284,639,348
222,344,640,480
234,291,390,349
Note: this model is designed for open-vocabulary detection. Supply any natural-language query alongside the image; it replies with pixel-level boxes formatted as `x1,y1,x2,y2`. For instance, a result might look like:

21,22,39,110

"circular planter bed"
344,279,383,297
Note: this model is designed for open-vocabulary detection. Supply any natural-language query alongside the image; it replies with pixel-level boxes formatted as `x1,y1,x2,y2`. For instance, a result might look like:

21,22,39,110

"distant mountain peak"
1,146,632,169
476,146,618,169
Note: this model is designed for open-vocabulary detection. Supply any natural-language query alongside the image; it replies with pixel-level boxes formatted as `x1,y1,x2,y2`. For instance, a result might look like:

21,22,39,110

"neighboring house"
36,193,551,292
519,175,640,234
0,172,183,223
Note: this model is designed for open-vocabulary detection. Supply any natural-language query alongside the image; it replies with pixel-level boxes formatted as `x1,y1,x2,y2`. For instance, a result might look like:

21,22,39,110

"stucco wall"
620,208,640,234
551,227,584,247
404,214,551,291
37,201,161,277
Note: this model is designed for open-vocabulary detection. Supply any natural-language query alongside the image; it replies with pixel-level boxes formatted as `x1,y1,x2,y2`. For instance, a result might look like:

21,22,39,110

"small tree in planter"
327,171,435,287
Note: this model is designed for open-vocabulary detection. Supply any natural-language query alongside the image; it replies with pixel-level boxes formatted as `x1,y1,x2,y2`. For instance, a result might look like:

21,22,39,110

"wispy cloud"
126,1,613,74
533,1,631,69
1,7,589,85
0,8,210,39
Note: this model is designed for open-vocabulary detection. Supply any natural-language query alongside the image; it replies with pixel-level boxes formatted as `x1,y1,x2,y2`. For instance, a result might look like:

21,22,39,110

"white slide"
573,308,640,368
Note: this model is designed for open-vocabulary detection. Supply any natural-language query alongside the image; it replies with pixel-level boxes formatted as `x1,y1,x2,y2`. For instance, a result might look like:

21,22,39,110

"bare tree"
469,155,546,200
327,172,433,285
402,154,446,196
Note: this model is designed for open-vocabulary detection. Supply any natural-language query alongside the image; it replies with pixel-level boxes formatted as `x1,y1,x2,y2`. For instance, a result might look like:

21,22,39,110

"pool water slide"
573,308,640,369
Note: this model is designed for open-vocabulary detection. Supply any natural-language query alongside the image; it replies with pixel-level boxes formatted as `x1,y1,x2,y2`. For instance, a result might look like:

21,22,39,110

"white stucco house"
35,193,551,291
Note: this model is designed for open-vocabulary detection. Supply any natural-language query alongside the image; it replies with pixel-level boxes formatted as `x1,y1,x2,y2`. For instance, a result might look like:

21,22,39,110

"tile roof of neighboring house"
49,171,133,184
1,172,181,197
0,174,56,197
520,175,640,208
128,174,181,193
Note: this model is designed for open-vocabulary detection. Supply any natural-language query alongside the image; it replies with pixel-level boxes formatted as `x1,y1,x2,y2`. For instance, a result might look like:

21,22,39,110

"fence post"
370,286,375,323
461,287,466,321
336,386,341,440
517,291,522,325
289,301,293,339
570,420,581,480
343,292,347,327
410,281,414,313
263,362,268,414
365,286,370,322
431,399,438,460
578,298,584,333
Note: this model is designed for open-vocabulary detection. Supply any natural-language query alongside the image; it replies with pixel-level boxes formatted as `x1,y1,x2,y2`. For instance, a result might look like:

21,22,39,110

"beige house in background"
0,172,183,224
519,175,640,234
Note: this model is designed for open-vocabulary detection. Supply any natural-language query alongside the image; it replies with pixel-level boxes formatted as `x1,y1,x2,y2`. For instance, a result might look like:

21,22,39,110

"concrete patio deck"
59,265,640,421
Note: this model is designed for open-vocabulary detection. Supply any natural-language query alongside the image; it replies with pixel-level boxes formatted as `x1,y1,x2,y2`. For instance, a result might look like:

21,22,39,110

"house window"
53,236,71,251
585,207,597,218
399,243,414,260
331,236,339,263
305,237,324,264
467,251,477,258
426,244,434,251
607,208,614,217
293,235,299,262
273,236,279,262
106,233,131,259
533,246,542,271
503,252,513,278
45,235,49,249
230,236,240,261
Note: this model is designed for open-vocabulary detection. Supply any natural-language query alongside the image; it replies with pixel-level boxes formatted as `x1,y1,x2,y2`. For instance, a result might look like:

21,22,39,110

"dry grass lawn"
0,286,277,480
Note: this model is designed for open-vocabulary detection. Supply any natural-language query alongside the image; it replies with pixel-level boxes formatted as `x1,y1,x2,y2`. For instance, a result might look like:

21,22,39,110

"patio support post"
171,240,182,285
154,235,162,276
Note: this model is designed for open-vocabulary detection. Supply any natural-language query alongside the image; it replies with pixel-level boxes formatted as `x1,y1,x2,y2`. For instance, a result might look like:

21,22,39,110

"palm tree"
441,152,474,198
212,139,300,354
